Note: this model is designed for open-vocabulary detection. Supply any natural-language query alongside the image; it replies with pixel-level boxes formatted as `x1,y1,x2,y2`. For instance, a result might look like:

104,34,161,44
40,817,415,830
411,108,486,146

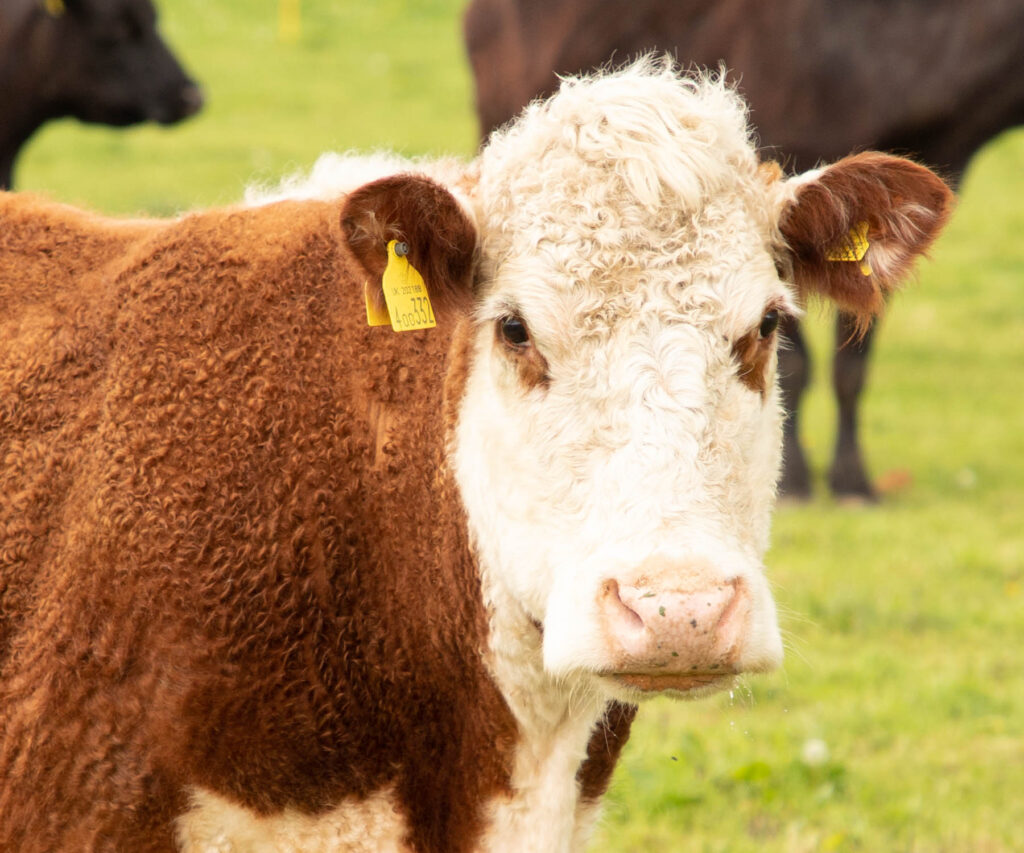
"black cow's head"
35,0,203,126
0,0,204,186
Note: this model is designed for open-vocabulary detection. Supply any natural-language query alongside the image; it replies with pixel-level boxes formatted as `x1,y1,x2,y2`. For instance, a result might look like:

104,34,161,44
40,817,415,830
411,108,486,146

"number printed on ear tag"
380,240,436,332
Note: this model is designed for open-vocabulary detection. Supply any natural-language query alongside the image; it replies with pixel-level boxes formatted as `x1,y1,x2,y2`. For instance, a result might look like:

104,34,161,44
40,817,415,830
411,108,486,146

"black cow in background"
465,0,1024,500
0,0,202,189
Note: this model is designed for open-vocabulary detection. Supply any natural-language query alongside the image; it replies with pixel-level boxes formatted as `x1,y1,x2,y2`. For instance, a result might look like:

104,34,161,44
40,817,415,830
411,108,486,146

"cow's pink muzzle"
598,570,751,694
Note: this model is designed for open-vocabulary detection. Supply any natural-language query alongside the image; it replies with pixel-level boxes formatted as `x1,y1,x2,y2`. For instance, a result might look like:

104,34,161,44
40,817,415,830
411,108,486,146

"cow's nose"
177,84,204,118
597,573,749,689
155,83,204,124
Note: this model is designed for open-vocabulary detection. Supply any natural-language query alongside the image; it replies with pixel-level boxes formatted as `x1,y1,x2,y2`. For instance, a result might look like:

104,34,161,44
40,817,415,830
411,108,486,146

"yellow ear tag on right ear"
825,221,873,276
44,0,66,16
379,240,436,332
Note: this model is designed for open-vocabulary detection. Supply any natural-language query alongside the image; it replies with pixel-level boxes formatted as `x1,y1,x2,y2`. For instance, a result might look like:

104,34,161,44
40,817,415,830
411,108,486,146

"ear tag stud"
366,240,436,332
826,221,873,276
43,0,66,16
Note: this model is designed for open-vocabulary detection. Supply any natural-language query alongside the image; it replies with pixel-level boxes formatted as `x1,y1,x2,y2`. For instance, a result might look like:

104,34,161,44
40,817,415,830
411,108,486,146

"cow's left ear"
778,152,955,327
341,173,478,319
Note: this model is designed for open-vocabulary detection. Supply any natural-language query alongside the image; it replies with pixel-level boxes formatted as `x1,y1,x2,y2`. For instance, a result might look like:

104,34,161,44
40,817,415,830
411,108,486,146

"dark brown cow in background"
465,0,1024,499
0,0,202,189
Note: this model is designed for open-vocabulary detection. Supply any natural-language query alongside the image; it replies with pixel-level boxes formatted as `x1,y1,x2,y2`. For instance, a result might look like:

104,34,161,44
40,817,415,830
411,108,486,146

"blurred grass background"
15,1,1024,850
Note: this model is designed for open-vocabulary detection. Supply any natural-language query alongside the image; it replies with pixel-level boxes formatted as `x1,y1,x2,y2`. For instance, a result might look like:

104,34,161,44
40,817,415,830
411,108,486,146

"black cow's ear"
779,152,954,332
341,173,478,320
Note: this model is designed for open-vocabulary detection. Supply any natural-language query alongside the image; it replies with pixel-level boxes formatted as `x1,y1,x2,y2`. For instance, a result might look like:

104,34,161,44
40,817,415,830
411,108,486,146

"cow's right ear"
778,152,955,330
341,173,478,319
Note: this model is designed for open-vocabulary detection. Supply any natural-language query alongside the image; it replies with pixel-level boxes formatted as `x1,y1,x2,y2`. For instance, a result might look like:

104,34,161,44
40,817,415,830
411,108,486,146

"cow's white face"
453,64,792,701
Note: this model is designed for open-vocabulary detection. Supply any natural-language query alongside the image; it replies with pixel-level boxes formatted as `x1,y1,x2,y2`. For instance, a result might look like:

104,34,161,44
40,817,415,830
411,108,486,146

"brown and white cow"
0,59,952,852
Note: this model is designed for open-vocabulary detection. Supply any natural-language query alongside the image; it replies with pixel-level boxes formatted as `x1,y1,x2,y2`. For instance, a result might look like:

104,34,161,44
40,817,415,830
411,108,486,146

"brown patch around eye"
732,307,783,396
495,316,549,389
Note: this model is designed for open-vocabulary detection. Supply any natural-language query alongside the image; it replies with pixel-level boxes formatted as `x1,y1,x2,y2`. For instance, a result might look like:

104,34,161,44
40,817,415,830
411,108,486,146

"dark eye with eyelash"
497,313,550,389
498,315,531,348
759,309,780,339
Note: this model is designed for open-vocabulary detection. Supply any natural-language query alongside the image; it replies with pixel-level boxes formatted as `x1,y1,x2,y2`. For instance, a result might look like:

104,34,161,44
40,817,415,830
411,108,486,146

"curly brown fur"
0,193,515,853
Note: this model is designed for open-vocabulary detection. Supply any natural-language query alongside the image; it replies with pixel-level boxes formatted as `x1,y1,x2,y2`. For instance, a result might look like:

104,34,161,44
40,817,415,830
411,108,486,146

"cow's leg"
828,312,877,500
777,314,812,499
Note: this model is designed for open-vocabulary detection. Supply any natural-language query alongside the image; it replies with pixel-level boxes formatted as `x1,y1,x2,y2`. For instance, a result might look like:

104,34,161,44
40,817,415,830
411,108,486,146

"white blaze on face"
455,59,791,701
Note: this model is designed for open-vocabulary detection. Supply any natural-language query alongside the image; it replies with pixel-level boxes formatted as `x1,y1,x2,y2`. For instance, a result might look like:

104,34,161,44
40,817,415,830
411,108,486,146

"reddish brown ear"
779,152,955,326
341,173,477,318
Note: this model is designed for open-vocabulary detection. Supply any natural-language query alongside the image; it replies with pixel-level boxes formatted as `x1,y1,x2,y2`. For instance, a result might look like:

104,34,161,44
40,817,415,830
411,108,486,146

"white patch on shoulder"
175,786,410,853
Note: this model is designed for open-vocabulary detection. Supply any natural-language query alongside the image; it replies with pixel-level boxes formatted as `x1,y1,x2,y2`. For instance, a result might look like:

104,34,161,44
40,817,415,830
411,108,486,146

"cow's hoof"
833,492,877,509
827,467,878,503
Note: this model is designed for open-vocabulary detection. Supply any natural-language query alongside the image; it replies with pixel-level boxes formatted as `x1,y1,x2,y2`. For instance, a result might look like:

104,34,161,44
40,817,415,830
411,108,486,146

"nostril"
717,577,745,631
599,578,644,633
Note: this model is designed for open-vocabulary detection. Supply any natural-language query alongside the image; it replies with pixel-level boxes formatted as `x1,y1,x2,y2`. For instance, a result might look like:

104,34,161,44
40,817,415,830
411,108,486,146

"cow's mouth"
610,671,733,694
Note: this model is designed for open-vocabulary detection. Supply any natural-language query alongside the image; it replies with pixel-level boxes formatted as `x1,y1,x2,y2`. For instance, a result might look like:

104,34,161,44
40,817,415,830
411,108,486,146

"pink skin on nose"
597,575,749,692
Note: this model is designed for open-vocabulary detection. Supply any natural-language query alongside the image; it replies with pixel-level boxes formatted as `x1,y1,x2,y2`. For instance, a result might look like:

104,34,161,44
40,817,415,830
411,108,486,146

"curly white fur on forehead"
478,56,759,219
469,55,784,331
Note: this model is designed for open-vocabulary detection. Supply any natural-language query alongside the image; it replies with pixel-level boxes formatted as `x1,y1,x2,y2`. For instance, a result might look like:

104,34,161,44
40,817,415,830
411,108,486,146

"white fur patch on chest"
480,707,602,853
175,786,409,853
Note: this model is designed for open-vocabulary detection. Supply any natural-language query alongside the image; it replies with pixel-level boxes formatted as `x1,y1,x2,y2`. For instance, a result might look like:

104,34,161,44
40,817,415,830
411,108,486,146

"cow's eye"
759,309,780,339
498,315,531,348
496,313,549,388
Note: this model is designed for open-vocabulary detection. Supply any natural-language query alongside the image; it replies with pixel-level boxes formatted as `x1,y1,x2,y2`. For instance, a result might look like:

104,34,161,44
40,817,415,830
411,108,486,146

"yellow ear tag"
44,0,66,16
825,221,873,276
375,240,436,332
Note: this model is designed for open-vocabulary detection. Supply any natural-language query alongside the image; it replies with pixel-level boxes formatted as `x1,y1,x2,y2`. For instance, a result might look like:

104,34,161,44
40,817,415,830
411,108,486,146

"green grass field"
15,1,1024,850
